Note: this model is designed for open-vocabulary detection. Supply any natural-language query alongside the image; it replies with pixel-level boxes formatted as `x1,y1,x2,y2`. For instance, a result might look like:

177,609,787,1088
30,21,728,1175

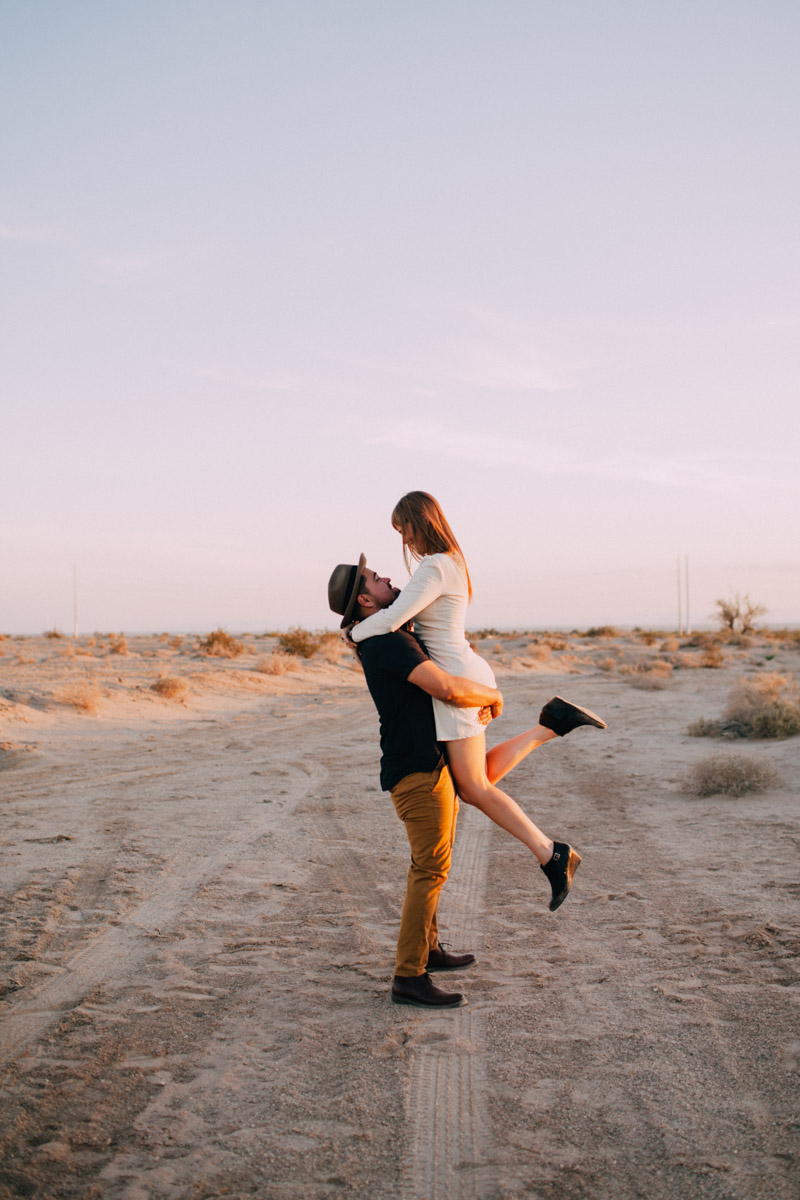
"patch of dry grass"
278,628,320,658
44,628,65,639
682,753,782,797
255,653,300,676
198,629,246,658
150,676,188,701
688,672,800,739
629,660,674,689
525,644,553,663
108,634,129,655
57,681,102,715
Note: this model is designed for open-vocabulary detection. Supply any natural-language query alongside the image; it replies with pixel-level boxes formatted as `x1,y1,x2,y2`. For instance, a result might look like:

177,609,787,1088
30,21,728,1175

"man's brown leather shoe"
426,943,476,971
391,973,467,1007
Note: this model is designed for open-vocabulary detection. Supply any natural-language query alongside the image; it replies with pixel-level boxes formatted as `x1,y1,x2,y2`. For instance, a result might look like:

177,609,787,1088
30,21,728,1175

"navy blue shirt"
358,630,443,792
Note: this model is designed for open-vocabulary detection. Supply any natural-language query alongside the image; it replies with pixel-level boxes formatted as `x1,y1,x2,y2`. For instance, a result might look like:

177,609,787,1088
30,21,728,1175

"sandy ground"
1,628,799,1200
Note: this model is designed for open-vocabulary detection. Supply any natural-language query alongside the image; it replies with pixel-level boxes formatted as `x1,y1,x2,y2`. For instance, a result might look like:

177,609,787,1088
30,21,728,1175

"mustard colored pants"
390,762,458,977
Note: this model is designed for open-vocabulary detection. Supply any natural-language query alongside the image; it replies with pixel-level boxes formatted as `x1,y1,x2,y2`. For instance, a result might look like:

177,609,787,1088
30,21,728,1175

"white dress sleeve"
350,557,446,643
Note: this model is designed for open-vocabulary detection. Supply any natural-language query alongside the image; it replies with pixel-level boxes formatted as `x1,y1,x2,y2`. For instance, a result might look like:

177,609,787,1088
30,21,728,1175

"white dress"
351,552,496,741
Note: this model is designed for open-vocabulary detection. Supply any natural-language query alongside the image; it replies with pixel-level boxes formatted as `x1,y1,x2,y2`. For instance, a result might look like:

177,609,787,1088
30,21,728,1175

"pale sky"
3,1,798,634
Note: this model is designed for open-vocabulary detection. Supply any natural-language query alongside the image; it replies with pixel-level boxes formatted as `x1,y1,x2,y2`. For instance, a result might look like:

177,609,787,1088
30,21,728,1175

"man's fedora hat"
328,554,367,628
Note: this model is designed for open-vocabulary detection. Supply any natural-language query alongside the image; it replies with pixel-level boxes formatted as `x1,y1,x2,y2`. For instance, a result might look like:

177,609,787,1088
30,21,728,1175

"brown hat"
327,554,367,628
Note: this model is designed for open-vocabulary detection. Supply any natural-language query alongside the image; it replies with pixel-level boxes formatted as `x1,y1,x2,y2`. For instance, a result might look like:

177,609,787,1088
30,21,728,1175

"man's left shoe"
539,696,607,737
541,842,582,911
426,943,476,971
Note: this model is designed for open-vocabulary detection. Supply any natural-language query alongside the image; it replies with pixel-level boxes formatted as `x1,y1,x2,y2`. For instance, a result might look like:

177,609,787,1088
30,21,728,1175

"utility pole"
677,557,683,634
73,566,78,638
684,555,690,635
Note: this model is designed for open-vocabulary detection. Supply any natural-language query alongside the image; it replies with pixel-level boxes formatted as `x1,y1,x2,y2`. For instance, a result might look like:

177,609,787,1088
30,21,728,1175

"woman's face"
393,521,415,551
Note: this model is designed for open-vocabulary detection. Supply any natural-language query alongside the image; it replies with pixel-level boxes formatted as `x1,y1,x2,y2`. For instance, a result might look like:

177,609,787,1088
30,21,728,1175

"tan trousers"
390,762,458,977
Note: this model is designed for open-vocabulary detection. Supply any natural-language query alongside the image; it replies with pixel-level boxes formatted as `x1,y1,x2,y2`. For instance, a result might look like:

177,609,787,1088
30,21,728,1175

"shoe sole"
426,959,476,972
554,697,607,729
391,993,467,1008
549,848,582,912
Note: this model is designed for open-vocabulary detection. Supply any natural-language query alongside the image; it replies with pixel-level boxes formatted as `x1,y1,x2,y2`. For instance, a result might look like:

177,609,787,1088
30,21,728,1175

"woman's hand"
478,694,503,725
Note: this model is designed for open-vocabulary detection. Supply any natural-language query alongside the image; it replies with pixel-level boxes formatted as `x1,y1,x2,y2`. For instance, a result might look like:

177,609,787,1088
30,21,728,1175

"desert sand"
1,627,798,1200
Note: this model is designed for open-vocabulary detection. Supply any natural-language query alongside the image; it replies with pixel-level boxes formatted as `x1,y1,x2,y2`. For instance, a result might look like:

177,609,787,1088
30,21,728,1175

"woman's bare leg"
485,723,556,786
446,733,554,865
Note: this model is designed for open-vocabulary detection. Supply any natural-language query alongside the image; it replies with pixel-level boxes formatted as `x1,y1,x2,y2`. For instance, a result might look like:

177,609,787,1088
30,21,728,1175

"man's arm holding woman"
406,660,503,721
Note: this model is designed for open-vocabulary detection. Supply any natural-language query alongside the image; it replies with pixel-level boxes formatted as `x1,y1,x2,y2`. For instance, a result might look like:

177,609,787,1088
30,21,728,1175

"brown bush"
582,626,619,638
682,753,782,797
109,634,129,655
150,676,188,701
198,629,246,658
44,628,65,639
688,673,800,739
278,628,320,658
57,681,101,715
255,654,300,676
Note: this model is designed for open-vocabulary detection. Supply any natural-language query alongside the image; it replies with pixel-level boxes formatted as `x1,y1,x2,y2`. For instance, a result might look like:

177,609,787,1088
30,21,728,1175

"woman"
349,491,605,909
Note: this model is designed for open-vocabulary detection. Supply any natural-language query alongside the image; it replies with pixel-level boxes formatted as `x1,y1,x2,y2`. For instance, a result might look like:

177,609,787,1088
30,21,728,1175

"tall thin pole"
677,557,683,634
73,566,78,638
684,555,690,635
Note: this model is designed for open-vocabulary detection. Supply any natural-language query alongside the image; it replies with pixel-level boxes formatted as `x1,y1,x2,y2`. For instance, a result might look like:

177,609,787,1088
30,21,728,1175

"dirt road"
1,653,798,1198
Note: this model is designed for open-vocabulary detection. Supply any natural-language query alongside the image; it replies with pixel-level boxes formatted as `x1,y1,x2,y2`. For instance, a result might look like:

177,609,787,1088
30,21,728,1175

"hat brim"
340,553,368,628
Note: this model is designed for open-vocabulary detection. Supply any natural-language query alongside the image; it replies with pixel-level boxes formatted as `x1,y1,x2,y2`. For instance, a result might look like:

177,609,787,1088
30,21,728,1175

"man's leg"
391,764,458,977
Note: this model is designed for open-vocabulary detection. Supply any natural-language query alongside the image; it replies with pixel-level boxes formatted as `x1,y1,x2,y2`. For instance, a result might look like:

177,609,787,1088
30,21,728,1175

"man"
327,555,603,1009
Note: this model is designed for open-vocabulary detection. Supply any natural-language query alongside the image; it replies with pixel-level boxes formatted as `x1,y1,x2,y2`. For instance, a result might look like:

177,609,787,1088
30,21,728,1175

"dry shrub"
58,642,76,658
255,653,300,676
622,660,673,689
317,631,347,664
544,638,567,651
526,644,552,663
596,658,617,673
150,676,188,701
688,673,800,739
278,627,319,658
660,638,680,652
170,636,184,649
58,681,101,715
682,753,782,797
199,628,245,658
582,626,619,638
685,632,722,650
635,629,660,646
109,634,129,655
44,628,64,639
700,646,725,668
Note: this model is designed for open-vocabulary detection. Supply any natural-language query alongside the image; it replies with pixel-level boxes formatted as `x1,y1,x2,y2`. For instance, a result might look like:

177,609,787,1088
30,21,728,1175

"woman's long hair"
391,491,472,600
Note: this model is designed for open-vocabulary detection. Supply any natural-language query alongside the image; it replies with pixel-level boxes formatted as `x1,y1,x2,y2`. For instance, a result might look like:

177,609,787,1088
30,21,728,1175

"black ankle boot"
541,842,582,911
539,697,607,737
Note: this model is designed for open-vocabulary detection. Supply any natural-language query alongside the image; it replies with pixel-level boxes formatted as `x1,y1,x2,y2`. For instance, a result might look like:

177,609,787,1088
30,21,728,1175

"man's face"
358,568,400,611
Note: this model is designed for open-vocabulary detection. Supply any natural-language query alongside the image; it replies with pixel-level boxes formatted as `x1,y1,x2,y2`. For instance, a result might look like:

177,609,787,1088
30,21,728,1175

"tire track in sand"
400,801,494,1200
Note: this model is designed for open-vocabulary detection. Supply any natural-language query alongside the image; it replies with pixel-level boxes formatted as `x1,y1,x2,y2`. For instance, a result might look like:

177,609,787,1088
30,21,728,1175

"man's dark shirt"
358,630,443,792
